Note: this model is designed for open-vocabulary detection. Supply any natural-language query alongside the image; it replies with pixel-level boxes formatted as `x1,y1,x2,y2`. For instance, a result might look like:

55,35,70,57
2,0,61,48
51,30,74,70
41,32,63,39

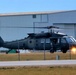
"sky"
0,0,76,40
0,0,76,13
0,0,75,50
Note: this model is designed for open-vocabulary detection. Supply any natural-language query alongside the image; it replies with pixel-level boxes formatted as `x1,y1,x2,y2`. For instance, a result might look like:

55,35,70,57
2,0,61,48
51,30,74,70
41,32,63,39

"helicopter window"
61,38,67,43
46,39,50,43
41,38,50,43
66,38,72,43
29,40,32,43
41,39,45,43
65,37,76,43
57,39,60,43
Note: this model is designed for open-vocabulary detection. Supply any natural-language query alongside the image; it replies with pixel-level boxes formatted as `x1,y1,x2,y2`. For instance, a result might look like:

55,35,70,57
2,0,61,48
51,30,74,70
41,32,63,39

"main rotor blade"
0,26,34,28
0,26,59,29
0,26,73,29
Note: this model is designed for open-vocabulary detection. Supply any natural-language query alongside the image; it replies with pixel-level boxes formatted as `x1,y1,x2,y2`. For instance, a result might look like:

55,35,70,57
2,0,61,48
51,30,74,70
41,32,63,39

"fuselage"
1,32,76,53
2,36,76,51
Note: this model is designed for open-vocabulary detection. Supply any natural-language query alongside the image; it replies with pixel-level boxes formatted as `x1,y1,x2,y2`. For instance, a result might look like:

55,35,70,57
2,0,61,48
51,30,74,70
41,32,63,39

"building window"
32,15,36,18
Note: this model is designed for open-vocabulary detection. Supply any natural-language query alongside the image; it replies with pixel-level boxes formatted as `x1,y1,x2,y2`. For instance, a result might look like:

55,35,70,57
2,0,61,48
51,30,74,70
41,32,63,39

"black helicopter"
0,26,76,53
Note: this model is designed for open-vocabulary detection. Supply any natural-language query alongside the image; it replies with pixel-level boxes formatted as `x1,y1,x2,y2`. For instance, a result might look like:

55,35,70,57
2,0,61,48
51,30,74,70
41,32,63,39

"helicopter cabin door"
40,38,51,50
50,38,60,51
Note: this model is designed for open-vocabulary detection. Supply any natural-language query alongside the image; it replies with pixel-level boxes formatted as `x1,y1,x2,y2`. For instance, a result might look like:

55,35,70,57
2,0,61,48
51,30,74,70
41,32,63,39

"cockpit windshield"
65,36,76,43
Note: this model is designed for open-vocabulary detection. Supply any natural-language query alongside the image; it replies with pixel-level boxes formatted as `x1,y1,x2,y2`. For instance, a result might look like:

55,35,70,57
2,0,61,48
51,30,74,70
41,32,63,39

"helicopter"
0,26,76,53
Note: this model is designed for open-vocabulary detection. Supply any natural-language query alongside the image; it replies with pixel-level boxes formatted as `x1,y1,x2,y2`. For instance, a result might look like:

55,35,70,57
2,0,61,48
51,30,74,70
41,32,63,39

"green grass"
0,52,75,61
0,66,76,75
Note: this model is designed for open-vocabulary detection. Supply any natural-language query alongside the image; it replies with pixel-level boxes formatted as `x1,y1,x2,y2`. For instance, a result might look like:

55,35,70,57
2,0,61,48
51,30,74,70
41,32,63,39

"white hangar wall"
35,10,76,38
0,10,76,41
48,10,76,38
0,14,50,41
0,15,43,40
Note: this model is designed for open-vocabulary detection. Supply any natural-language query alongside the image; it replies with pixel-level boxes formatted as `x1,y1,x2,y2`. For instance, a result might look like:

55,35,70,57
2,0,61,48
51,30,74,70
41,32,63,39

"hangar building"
0,10,76,41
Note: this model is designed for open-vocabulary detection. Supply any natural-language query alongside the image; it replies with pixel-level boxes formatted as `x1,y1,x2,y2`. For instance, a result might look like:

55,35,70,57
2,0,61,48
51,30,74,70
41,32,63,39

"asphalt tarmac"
0,60,76,67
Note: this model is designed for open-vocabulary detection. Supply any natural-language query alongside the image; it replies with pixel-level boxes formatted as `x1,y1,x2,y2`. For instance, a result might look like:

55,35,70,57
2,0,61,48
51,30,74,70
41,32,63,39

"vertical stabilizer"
0,37,4,47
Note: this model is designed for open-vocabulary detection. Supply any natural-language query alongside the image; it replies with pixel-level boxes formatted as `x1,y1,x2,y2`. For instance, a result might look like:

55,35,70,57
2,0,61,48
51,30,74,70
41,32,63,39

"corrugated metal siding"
0,10,76,41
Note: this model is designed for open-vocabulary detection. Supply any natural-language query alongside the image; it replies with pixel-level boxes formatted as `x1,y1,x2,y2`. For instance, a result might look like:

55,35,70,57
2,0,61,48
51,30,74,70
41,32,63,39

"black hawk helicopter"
0,26,76,53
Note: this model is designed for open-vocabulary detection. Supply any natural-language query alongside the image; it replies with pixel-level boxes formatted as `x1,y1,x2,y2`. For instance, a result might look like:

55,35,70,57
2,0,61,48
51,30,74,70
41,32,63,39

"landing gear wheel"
61,49,67,53
50,48,54,53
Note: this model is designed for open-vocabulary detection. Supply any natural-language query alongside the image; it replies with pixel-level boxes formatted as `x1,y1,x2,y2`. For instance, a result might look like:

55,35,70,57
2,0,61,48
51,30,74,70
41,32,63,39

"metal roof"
0,10,76,16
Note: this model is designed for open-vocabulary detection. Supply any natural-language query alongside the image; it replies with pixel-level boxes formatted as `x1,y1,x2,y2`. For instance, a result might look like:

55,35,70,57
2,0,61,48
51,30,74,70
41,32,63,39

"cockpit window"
70,36,76,42
65,36,76,43
61,38,67,43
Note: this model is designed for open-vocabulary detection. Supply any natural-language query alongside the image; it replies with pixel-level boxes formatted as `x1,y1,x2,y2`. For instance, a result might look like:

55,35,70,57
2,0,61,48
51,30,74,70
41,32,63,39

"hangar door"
64,25,75,38
53,23,75,38
74,25,76,39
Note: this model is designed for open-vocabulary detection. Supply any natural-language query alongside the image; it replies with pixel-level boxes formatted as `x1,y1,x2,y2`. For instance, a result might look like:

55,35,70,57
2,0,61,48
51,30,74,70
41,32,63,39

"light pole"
33,22,35,52
18,41,20,61
70,49,71,60
69,44,71,60
44,38,46,60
